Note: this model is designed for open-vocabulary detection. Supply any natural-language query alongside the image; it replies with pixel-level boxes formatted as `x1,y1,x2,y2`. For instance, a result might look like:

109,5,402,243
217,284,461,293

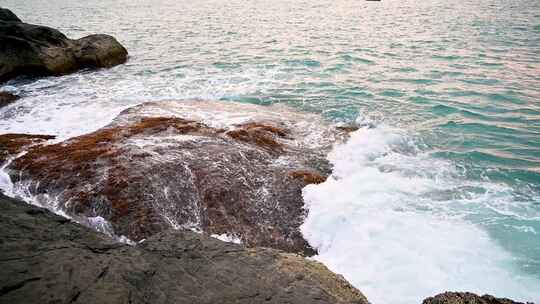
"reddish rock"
8,101,346,255
0,133,55,164
289,170,327,184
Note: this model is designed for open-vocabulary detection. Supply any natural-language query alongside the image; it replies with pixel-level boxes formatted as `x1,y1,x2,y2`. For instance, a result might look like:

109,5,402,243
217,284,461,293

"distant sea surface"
1,0,539,303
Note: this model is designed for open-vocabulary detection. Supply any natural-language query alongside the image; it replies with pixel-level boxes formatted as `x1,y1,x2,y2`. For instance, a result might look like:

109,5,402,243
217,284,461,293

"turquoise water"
1,0,539,302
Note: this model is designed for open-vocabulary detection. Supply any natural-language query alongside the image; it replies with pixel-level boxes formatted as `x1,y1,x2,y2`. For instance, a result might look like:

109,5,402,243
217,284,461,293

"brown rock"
7,100,346,255
422,292,531,304
0,133,55,164
289,170,327,184
336,125,359,133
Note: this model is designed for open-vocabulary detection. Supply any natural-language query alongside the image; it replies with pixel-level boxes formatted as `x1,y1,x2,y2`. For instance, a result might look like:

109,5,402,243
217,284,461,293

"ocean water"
1,0,539,302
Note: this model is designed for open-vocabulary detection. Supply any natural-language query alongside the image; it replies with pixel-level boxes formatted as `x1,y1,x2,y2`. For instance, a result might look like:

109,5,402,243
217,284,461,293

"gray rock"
422,292,531,304
0,193,369,304
0,8,127,83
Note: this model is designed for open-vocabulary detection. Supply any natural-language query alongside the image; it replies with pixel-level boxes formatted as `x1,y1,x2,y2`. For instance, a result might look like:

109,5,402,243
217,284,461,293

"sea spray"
300,118,540,303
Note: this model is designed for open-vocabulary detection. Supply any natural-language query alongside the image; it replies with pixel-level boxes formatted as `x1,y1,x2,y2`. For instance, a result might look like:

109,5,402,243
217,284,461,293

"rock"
0,91,19,108
422,292,530,304
7,100,348,255
0,8,20,22
0,133,55,164
336,125,359,133
0,8,127,83
71,34,129,68
0,193,370,304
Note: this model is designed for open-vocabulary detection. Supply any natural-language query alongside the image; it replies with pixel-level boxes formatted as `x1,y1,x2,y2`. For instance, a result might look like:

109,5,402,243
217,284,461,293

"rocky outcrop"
7,100,348,255
0,8,20,22
0,8,127,83
422,292,531,304
0,193,369,304
0,133,55,164
0,91,18,108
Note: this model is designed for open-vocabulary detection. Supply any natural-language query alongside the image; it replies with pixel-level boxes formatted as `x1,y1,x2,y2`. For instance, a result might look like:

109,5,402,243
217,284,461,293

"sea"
1,0,539,303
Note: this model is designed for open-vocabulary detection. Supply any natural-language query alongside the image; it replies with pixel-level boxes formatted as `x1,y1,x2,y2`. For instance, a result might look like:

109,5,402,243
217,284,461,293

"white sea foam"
301,119,540,303
211,233,243,244
0,65,286,141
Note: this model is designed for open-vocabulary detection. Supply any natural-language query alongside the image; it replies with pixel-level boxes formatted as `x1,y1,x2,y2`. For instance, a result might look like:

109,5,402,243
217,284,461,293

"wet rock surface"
7,100,348,255
0,91,19,108
0,8,127,83
422,292,530,304
0,133,55,164
0,193,369,304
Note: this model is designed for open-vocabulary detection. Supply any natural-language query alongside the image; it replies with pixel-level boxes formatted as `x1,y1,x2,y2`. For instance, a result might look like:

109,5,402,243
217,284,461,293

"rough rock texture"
0,193,369,304
0,133,55,164
0,8,127,83
422,292,530,304
0,91,18,108
8,100,348,255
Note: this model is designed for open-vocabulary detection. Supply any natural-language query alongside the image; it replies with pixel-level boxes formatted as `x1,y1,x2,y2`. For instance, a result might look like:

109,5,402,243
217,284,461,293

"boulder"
0,91,19,108
422,292,530,304
7,100,349,255
0,8,127,83
0,193,369,304
0,8,20,22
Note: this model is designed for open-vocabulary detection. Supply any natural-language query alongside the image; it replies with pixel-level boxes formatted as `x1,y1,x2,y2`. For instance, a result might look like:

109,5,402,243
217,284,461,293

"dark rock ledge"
0,193,530,304
0,91,19,108
0,8,127,83
0,193,369,304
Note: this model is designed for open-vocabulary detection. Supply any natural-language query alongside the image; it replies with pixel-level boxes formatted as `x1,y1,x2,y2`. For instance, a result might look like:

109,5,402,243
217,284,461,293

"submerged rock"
0,91,19,108
422,292,530,304
8,100,348,255
0,8,127,83
0,133,55,164
0,193,369,304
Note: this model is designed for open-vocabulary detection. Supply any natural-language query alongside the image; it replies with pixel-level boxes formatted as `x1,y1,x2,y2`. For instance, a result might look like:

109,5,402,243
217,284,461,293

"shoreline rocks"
0,8,127,83
6,100,348,255
0,193,530,304
422,292,531,304
0,193,370,304
0,91,19,108
0,133,55,164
